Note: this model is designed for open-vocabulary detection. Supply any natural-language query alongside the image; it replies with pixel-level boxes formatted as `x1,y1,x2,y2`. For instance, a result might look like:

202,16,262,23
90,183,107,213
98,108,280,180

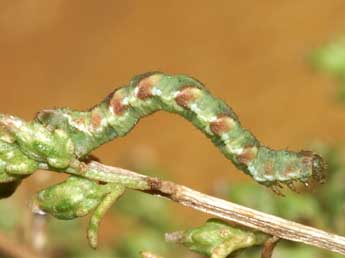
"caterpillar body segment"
33,72,326,189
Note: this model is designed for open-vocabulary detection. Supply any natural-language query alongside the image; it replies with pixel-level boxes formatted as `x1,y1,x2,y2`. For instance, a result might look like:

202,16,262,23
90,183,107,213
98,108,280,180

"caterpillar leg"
87,184,125,248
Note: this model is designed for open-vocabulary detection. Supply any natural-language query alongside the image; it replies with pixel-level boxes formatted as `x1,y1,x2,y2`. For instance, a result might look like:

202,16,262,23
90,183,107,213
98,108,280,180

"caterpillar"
31,72,325,192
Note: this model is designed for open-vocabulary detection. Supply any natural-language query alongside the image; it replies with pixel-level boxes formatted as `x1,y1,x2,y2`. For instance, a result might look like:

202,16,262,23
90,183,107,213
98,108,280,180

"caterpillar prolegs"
35,72,326,192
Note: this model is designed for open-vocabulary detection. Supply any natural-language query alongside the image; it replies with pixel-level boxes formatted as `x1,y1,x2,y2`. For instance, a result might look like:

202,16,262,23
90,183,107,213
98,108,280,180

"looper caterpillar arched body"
34,72,326,192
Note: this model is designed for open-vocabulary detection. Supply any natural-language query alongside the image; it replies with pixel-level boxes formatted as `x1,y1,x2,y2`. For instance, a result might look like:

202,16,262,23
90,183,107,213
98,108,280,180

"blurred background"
0,1,345,258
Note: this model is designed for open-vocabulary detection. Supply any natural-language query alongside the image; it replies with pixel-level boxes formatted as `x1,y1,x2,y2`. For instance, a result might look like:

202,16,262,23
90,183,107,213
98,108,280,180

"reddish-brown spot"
302,157,313,168
75,117,85,125
299,150,313,168
137,77,154,100
237,146,257,165
91,112,102,128
175,86,200,108
210,115,234,135
299,150,313,157
110,92,128,115
284,165,295,177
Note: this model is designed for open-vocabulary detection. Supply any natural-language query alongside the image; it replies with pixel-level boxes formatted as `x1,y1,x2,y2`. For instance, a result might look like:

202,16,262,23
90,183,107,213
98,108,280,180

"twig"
261,236,280,258
75,161,345,255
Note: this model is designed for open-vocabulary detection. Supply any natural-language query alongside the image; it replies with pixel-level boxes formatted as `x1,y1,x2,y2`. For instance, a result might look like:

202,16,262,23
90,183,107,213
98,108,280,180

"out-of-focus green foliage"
47,217,89,257
115,229,172,258
0,199,19,231
313,143,345,235
311,38,345,78
112,167,185,258
116,189,174,232
310,38,345,103
223,186,329,257
227,183,324,227
238,242,322,258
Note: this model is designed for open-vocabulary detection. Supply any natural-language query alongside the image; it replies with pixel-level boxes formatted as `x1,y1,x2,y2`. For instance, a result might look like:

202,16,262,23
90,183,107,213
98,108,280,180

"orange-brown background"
0,1,344,191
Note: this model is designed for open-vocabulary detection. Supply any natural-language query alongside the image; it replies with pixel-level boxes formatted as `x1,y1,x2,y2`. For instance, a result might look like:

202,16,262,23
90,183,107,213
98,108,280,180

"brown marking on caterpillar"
264,162,274,176
137,78,153,99
91,111,102,129
237,146,258,165
283,165,295,177
110,92,128,115
136,74,161,100
210,115,235,135
300,151,313,167
299,150,313,157
175,86,202,108
0,118,15,130
75,117,85,124
0,125,15,143
299,150,327,183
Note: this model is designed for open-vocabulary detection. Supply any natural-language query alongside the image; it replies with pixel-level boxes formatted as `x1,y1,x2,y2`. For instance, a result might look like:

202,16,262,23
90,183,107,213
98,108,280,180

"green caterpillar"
31,72,325,191
0,72,327,248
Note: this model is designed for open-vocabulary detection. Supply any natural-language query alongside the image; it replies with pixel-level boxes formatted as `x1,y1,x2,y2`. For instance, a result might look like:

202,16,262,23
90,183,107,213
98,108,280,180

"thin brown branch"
261,236,280,258
88,161,345,255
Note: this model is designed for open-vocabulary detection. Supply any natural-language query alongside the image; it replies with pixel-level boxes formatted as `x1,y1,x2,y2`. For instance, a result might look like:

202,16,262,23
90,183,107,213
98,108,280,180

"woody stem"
61,160,345,255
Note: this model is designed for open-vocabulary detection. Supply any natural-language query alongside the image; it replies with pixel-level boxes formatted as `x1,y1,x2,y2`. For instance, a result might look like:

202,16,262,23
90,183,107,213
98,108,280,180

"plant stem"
68,161,345,255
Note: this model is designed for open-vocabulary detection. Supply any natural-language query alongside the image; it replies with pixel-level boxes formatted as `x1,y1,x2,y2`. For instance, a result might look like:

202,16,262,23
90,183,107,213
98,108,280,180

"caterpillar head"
279,151,327,195
300,150,327,184
262,150,327,196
